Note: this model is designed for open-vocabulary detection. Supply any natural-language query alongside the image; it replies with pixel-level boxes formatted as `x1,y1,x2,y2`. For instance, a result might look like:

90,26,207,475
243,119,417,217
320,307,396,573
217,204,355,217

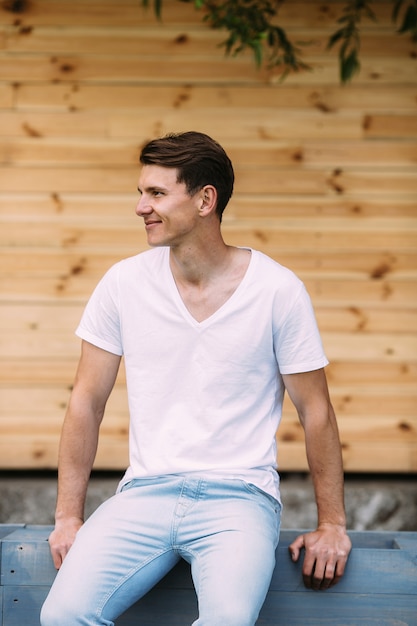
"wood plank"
0,53,269,83
279,414,417,444
0,433,415,472
0,251,124,278
1,359,414,387
297,141,417,167
0,0,202,27
2,47,417,85
325,361,417,386
2,527,417,624
0,166,139,193
0,193,139,218
278,441,417,472
4,138,417,168
3,26,230,56
0,358,124,385
2,217,416,251
321,332,417,362
364,114,417,139
259,592,417,624
0,111,109,138
111,108,365,140
0,1,398,29
4,25,413,58
0,331,81,358
1,249,416,281
1,385,416,424
1,138,140,166
306,280,417,308
2,301,416,335
1,166,417,197
234,169,417,196
2,412,415,449
229,196,417,219
2,52,416,85
1,276,416,307
0,434,129,469
316,307,417,333
1,193,415,219
0,109,366,140
224,224,417,252
0,326,417,366
0,84,13,108
15,84,417,112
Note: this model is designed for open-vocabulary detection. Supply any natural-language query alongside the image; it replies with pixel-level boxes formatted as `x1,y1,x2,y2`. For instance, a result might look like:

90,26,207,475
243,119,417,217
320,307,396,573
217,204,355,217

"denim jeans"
40,474,281,626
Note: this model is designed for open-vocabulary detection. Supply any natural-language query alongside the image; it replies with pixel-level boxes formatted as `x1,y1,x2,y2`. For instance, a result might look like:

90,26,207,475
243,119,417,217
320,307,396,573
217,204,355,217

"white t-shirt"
76,247,328,501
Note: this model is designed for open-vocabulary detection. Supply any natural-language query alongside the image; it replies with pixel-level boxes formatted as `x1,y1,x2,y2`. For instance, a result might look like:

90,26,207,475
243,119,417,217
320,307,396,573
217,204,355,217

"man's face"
136,165,202,248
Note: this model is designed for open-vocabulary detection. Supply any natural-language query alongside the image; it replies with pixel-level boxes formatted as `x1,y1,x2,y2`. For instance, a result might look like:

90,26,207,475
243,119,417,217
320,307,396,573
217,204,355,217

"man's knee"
40,596,60,626
197,602,260,626
40,595,102,626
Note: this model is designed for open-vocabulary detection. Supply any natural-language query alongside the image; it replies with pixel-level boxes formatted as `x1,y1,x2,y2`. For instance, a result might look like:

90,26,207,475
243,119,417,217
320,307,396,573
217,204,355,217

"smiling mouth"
144,220,162,228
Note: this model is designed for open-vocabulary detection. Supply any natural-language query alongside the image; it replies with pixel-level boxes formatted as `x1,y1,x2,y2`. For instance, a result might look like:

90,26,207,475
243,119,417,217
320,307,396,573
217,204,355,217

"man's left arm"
282,368,352,590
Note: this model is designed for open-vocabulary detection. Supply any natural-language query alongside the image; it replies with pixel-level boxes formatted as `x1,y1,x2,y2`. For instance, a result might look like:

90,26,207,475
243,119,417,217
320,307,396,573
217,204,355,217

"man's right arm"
49,340,121,569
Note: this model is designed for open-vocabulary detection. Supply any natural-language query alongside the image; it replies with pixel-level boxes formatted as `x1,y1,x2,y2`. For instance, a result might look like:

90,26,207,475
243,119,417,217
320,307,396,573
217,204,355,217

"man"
41,131,351,626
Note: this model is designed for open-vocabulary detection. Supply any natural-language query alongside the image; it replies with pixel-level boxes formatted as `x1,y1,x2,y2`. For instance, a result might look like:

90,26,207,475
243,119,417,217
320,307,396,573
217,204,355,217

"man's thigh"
41,476,185,625
179,480,282,626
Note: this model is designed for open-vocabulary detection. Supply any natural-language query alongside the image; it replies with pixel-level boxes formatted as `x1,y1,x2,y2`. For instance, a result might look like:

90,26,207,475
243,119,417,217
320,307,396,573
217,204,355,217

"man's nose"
135,195,152,216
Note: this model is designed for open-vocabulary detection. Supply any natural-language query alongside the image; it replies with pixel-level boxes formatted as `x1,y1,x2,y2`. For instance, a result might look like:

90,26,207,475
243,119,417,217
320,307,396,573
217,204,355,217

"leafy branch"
392,0,417,41
143,0,310,79
326,1,376,83
142,0,417,83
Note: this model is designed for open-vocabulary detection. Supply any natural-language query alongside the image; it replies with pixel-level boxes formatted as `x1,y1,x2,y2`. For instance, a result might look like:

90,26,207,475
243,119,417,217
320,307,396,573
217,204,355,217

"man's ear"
198,185,217,217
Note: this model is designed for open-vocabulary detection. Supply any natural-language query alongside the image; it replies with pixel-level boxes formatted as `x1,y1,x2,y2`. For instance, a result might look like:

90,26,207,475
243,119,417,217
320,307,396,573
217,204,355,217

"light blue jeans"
40,475,281,626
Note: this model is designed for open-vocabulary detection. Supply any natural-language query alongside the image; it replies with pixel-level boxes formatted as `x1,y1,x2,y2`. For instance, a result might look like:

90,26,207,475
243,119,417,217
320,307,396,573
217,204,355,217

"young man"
41,131,351,626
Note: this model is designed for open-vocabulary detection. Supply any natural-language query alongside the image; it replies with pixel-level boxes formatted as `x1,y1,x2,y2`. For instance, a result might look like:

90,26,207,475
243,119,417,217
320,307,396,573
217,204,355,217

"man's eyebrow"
137,185,167,194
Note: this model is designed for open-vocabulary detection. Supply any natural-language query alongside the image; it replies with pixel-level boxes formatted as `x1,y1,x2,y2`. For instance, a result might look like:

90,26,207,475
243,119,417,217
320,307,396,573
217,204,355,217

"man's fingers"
302,556,347,590
288,534,305,562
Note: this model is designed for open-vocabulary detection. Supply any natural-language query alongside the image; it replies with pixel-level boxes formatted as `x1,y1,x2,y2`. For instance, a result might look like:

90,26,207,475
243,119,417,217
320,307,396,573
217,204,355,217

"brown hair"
140,131,234,222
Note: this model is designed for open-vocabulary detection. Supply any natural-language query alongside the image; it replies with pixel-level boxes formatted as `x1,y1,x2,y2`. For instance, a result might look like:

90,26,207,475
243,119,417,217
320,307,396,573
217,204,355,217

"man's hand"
48,516,84,569
289,524,352,590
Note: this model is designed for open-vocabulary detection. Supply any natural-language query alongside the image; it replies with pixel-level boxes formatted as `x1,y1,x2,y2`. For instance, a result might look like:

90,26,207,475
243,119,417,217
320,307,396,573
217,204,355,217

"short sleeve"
75,263,123,356
273,284,328,375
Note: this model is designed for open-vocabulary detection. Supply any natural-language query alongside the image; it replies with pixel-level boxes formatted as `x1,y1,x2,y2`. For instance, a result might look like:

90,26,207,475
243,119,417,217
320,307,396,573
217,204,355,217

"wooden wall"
0,0,416,473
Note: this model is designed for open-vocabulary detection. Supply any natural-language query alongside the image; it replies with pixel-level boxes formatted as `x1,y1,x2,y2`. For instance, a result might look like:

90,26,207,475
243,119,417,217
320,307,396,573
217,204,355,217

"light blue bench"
0,525,416,625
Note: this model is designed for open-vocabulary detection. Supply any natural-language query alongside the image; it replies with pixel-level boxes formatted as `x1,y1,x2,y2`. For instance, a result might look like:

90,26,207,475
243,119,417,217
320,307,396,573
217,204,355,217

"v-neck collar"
164,247,255,328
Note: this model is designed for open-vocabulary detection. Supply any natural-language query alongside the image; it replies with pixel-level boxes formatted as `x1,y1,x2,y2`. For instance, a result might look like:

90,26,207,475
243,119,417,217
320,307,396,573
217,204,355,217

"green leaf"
398,4,417,33
154,0,162,19
340,50,361,82
327,29,345,50
253,41,263,67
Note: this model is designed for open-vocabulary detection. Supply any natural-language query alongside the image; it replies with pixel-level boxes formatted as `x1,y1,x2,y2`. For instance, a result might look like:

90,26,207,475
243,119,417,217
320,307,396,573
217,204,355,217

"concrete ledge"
1,473,416,531
1,525,416,625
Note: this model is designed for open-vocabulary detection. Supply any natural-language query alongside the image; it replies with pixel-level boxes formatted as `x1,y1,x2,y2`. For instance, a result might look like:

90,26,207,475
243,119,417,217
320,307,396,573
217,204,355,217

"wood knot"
362,115,372,131
370,262,391,280
19,24,32,34
175,33,189,44
22,121,41,137
2,0,29,12
254,230,268,243
314,101,334,113
327,169,344,194
173,90,191,108
398,421,412,432
60,63,75,73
